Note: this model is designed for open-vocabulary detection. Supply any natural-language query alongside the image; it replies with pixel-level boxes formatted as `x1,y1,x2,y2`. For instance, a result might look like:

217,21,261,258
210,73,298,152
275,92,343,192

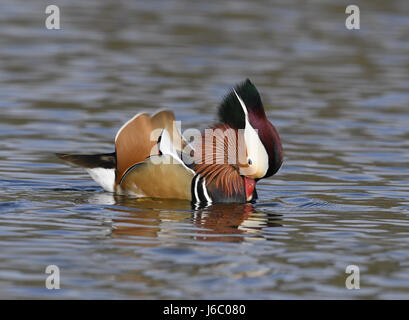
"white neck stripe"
233,89,248,119
201,178,212,203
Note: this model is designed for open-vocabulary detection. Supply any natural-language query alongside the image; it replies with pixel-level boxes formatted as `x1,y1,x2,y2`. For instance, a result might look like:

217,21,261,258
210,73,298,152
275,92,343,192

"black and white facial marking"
218,79,283,180
233,89,268,179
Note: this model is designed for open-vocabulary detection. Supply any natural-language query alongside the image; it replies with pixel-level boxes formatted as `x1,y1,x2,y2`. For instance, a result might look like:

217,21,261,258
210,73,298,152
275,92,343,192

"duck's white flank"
86,168,115,192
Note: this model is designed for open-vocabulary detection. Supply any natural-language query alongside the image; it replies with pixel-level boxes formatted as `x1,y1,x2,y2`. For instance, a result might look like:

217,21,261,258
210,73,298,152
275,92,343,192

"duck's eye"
248,158,252,166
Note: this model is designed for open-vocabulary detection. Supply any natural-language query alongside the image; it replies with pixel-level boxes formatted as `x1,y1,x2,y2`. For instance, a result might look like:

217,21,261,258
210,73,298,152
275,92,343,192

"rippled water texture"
1,0,409,299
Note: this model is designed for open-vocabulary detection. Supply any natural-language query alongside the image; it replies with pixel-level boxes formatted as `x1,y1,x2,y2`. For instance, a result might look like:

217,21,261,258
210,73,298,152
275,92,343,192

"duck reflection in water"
88,193,282,243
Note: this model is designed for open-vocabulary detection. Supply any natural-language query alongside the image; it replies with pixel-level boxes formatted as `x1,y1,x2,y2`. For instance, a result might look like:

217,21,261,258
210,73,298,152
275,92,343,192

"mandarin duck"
57,79,283,205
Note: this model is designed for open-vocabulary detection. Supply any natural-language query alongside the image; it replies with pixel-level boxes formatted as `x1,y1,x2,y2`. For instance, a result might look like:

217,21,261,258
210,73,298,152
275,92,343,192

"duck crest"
218,78,264,129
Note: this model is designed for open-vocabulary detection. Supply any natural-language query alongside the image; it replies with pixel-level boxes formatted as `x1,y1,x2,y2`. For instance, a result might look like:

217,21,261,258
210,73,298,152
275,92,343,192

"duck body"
57,79,283,205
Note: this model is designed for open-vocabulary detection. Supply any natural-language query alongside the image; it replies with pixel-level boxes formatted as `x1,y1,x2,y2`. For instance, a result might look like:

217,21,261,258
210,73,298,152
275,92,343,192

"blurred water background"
0,0,409,299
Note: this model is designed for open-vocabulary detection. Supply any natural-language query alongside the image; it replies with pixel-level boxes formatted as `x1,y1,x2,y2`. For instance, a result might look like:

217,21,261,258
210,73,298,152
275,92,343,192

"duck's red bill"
244,177,256,201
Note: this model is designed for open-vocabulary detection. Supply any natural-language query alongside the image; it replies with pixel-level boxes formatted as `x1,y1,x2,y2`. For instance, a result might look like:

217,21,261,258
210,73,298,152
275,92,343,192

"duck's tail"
56,152,116,169
56,152,116,192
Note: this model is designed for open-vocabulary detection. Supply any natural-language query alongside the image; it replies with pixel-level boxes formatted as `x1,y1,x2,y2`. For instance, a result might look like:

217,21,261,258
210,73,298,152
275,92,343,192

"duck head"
218,79,283,181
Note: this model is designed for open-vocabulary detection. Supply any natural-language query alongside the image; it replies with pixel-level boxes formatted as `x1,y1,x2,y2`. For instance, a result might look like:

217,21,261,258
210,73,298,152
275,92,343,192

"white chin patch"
86,168,115,192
